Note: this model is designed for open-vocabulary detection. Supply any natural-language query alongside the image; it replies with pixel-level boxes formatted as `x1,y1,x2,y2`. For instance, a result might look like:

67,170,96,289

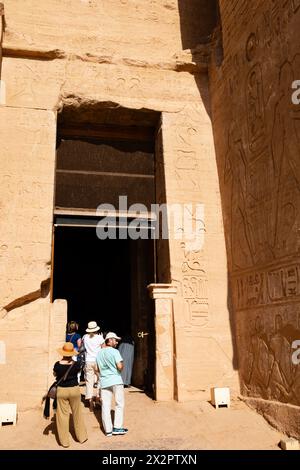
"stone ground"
0,386,285,450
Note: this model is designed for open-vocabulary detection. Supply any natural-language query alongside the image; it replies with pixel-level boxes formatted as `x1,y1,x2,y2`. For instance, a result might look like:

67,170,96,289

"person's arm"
53,362,58,378
115,349,124,371
77,337,82,349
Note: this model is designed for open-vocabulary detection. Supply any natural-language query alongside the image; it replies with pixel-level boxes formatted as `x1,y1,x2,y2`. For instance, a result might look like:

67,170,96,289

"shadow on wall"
177,0,219,119
177,0,239,372
178,0,218,48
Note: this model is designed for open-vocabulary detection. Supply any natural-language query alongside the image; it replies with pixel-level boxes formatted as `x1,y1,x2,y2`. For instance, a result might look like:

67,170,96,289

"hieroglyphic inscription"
182,274,209,326
175,149,199,191
246,64,267,157
173,105,203,192
234,264,300,310
181,243,209,327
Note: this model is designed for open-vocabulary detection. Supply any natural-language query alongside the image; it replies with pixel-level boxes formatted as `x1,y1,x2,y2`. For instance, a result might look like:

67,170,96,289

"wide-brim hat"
57,342,78,357
86,321,100,333
105,332,121,341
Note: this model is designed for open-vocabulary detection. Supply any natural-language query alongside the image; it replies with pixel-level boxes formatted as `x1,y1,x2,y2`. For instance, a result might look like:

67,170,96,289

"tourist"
96,332,128,436
82,321,104,410
66,320,83,383
53,342,88,448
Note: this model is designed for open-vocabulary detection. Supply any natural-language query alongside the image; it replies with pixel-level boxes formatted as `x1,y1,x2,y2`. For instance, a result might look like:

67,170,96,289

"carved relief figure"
242,312,300,404
268,314,295,401
246,316,274,397
246,159,276,264
224,122,254,269
271,61,300,256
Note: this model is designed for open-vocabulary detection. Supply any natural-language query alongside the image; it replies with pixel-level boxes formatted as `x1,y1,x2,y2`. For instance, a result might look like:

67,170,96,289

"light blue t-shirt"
96,347,124,388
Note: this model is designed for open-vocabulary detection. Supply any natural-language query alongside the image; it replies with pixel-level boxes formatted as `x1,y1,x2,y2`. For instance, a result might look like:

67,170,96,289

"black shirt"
53,361,81,387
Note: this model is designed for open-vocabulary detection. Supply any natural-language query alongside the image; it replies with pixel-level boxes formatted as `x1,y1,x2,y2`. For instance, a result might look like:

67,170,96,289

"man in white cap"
96,332,128,436
82,321,104,409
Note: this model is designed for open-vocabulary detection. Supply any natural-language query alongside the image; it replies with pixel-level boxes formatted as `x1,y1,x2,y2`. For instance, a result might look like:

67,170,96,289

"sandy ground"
0,386,284,451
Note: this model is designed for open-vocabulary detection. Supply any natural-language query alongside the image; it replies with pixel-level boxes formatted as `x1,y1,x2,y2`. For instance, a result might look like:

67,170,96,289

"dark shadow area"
43,416,59,445
90,405,115,437
53,227,131,336
177,0,239,373
177,1,219,118
43,412,87,445
178,0,218,48
92,406,106,436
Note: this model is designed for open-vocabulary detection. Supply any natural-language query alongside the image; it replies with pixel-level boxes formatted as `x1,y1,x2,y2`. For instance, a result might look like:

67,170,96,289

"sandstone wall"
0,298,67,410
209,0,300,435
0,0,238,406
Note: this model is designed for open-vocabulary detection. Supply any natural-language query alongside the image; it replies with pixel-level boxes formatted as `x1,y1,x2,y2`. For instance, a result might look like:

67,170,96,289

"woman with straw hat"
54,342,88,448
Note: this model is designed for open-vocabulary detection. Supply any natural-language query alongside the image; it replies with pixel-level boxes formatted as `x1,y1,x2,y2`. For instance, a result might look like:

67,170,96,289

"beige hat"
57,342,78,357
105,332,121,341
86,321,100,333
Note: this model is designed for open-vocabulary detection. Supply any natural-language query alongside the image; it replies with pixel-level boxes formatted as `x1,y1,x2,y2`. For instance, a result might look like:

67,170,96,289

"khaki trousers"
56,385,87,447
85,361,99,400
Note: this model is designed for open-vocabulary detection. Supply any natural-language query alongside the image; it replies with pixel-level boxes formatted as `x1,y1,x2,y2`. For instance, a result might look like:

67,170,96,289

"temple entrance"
51,105,163,395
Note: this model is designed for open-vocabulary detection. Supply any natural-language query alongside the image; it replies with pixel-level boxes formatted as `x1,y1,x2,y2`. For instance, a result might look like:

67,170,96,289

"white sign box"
210,387,230,408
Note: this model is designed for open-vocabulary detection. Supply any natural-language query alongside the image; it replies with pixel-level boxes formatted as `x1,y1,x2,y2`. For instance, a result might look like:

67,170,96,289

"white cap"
105,332,121,341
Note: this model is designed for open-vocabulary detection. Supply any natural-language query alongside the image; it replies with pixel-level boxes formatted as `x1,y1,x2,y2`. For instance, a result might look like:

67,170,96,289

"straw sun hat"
57,342,78,357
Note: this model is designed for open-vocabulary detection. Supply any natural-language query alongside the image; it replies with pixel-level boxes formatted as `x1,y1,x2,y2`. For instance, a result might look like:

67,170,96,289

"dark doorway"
52,226,131,334
52,224,155,394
